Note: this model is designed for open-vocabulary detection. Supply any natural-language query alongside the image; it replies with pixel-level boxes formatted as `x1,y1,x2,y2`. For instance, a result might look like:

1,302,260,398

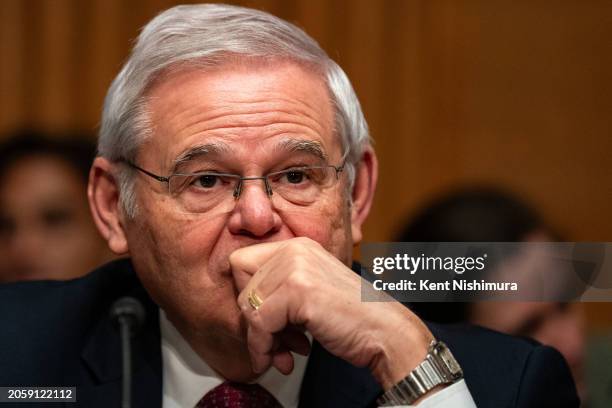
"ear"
88,157,129,255
350,146,378,245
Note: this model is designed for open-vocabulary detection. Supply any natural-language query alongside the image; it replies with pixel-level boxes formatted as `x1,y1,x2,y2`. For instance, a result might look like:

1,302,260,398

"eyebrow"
277,139,328,162
171,142,230,174
170,138,328,174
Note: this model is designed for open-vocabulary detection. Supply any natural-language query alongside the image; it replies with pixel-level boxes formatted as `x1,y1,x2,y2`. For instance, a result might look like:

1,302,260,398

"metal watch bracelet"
377,340,463,406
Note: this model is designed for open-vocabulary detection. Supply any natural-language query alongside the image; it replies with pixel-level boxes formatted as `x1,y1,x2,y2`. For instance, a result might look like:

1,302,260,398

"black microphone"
110,297,146,408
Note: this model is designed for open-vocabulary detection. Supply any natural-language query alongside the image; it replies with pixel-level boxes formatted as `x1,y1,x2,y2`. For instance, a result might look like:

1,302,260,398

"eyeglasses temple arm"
124,161,170,183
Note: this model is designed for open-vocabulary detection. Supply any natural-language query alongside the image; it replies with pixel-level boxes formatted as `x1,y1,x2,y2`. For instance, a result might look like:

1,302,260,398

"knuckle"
237,292,249,312
297,299,315,325
294,236,311,244
286,238,303,252
289,236,310,249
248,312,265,331
287,253,307,270
286,271,314,292
286,239,313,258
295,236,319,249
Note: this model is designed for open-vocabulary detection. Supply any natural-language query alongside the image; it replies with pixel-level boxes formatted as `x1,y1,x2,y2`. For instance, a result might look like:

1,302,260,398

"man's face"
123,61,354,341
0,156,109,282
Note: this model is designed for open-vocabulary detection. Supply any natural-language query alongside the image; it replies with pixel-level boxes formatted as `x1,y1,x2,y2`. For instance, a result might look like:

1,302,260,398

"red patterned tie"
196,382,282,408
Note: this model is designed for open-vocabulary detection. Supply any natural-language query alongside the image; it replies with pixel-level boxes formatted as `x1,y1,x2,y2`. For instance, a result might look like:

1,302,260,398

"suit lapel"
80,269,163,408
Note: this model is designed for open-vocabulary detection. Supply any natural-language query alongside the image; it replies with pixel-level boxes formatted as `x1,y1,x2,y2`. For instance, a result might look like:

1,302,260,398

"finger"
271,349,294,375
243,293,309,375
236,257,294,311
239,288,290,336
231,237,319,292
242,297,310,356
230,240,289,289
247,321,274,374
241,289,314,358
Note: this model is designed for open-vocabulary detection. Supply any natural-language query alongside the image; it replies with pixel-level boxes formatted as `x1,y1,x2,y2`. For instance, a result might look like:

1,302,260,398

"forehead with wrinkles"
139,60,338,170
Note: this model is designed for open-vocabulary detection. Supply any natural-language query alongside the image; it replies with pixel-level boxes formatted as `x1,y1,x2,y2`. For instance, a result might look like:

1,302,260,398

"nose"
227,178,282,238
5,224,43,275
9,225,39,257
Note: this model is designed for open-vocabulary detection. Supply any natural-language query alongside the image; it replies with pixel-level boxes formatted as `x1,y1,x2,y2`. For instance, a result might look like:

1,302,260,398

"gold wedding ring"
247,290,264,311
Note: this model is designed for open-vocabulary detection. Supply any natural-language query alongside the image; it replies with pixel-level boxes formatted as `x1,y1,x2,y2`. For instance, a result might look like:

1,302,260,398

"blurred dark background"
0,0,610,368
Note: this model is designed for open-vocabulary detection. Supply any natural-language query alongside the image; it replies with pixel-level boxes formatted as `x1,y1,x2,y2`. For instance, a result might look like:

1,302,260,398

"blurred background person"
0,131,112,283
396,186,587,402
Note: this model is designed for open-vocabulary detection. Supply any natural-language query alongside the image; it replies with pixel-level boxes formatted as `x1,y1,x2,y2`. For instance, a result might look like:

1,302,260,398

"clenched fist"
230,237,434,389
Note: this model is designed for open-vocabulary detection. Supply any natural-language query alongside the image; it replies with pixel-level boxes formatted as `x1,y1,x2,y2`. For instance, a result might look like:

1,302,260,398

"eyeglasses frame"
121,158,346,201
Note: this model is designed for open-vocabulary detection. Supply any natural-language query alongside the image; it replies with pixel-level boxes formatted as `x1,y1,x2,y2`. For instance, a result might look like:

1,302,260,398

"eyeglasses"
122,158,346,214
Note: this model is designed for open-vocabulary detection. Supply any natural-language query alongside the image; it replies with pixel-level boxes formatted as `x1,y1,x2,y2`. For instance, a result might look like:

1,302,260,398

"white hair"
98,3,371,217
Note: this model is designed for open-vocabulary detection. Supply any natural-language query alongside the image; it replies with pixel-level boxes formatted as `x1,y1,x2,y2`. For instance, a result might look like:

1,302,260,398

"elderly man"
0,4,577,408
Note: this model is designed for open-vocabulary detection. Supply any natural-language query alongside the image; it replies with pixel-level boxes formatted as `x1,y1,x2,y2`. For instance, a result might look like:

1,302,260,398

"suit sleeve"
515,345,580,407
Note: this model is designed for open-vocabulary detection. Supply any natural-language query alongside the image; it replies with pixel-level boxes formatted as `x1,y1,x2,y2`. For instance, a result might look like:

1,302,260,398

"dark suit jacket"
0,258,579,407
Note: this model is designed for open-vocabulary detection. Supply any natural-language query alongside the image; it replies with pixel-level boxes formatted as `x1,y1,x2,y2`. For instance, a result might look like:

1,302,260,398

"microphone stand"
118,314,133,408
110,297,145,408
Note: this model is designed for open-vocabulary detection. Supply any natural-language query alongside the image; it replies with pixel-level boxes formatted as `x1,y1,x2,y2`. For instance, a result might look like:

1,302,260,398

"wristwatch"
377,340,463,406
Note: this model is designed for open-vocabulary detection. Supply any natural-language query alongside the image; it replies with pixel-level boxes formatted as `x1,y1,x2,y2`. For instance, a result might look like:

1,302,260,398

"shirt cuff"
382,379,476,408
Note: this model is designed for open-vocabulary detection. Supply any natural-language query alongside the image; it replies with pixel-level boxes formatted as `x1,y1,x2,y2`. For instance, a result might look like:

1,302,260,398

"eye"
0,215,15,237
42,208,73,228
194,174,219,188
285,170,306,184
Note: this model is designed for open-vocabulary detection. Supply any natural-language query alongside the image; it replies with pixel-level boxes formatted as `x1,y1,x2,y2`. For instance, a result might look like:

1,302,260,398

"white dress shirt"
160,310,476,408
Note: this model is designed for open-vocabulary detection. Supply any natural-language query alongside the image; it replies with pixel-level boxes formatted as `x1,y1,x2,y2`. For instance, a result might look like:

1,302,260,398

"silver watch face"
439,347,462,373
433,342,463,377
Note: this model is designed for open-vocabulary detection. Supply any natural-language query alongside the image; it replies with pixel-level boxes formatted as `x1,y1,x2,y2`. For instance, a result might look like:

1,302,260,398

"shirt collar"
160,309,308,408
